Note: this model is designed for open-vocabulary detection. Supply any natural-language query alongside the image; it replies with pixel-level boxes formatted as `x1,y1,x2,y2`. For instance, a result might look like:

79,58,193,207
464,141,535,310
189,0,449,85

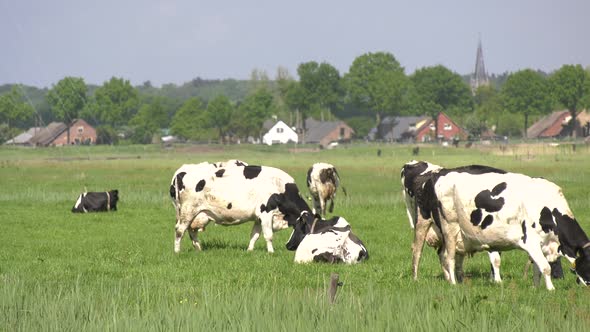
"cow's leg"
411,218,432,280
488,251,502,283
522,243,554,290
440,223,461,285
247,221,262,251
319,197,326,216
259,213,275,253
187,228,202,251
174,220,189,254
328,197,335,213
455,253,465,283
312,197,321,216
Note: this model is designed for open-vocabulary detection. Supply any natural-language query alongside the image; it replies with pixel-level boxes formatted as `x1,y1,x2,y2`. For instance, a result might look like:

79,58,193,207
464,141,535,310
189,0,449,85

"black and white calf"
72,190,119,213
286,212,368,264
307,163,345,215
432,166,590,290
401,161,502,282
170,161,311,253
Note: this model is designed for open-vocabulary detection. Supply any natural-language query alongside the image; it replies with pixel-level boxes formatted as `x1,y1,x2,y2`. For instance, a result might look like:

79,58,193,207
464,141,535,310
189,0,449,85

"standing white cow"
171,161,311,253
401,161,502,282
170,160,248,251
307,163,345,215
432,166,590,290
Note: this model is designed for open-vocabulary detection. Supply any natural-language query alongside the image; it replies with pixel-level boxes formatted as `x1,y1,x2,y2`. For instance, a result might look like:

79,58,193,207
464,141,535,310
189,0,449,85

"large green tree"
129,97,168,144
47,77,88,144
92,77,139,126
410,65,473,139
344,52,408,124
502,69,552,138
170,97,212,141
0,86,34,128
550,64,590,138
207,95,234,143
295,61,343,121
232,88,274,139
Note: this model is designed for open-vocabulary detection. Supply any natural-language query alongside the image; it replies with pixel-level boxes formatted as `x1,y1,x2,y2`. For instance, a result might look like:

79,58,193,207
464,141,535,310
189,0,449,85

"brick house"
51,119,97,145
303,118,355,147
414,112,467,142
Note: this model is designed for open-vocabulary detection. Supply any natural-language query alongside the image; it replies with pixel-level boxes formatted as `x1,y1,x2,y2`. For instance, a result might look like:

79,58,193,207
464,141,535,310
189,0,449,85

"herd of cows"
71,159,590,290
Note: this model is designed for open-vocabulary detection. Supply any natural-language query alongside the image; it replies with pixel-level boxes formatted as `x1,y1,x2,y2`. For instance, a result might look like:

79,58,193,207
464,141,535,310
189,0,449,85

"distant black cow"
72,190,119,213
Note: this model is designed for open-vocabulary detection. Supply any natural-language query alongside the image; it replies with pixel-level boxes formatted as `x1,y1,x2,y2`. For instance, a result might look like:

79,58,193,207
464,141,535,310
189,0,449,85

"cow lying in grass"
72,190,119,213
285,211,368,264
431,165,590,290
170,160,310,253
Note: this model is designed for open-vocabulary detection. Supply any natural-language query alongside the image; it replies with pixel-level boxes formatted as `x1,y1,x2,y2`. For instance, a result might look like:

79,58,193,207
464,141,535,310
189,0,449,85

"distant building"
4,127,42,145
262,120,298,145
17,119,97,147
50,119,97,146
414,112,468,142
527,110,590,138
373,113,466,143
303,118,354,147
28,122,68,146
470,38,490,94
377,116,430,142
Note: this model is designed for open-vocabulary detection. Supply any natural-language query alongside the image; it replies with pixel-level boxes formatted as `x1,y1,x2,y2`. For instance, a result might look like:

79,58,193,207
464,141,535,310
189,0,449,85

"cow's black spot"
521,220,527,243
213,163,218,168
227,203,232,209
539,207,555,233
243,165,262,179
481,215,494,229
313,252,343,263
176,172,187,191
474,189,505,212
470,209,482,226
195,179,206,192
491,182,507,196
215,169,225,177
169,185,175,198
260,204,266,213
235,160,246,166
532,222,536,228
319,168,334,184
436,165,507,176
312,249,318,254
306,167,312,187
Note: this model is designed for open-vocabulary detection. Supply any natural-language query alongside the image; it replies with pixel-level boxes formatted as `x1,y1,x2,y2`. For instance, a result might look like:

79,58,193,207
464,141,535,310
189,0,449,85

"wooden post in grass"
328,273,340,304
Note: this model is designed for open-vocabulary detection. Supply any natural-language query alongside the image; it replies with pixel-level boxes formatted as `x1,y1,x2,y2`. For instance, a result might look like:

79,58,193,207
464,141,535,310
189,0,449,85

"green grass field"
1,143,590,331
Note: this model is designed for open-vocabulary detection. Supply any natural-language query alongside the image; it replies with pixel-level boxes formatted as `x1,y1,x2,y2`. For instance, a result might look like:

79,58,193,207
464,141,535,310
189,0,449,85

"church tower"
470,38,490,94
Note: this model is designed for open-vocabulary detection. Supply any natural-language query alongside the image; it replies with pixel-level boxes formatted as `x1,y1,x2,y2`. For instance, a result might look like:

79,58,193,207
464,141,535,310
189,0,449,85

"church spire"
470,37,489,94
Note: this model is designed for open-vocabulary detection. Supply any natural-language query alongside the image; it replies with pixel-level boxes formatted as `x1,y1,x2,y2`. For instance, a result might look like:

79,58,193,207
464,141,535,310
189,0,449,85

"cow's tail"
333,168,347,196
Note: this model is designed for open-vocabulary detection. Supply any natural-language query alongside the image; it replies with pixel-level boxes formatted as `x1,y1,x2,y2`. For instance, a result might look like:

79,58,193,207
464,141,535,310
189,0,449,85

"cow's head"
109,190,119,210
573,244,590,286
285,211,318,251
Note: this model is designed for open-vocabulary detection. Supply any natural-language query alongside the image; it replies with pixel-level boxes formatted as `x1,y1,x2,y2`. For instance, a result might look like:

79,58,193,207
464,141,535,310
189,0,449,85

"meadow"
1,142,590,331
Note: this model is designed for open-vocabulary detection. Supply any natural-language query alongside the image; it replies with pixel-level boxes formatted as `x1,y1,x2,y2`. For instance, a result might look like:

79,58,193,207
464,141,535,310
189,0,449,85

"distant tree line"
1,52,590,144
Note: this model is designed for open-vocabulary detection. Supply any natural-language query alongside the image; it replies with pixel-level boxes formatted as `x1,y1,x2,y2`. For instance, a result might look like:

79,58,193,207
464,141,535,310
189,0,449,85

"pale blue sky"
1,0,588,87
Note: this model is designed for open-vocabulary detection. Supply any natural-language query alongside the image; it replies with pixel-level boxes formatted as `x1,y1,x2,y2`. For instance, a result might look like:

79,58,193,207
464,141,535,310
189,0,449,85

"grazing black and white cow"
307,162,345,215
171,161,311,253
285,211,368,264
432,166,590,290
401,161,502,282
71,190,119,213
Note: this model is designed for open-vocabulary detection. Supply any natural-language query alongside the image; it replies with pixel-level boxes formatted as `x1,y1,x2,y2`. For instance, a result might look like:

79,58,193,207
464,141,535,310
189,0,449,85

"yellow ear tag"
571,261,576,269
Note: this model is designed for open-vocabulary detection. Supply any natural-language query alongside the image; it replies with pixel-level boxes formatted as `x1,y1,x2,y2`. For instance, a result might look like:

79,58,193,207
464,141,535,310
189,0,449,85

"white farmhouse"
262,120,298,145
